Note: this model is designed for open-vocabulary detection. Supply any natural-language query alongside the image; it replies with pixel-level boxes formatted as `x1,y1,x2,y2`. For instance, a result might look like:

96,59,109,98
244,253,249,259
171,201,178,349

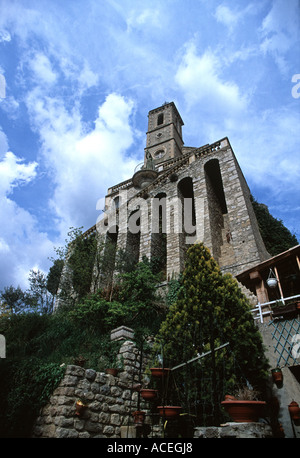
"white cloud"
29,53,57,85
0,29,11,42
0,194,54,289
260,0,300,74
0,128,8,156
175,43,247,113
0,149,52,289
215,5,238,32
25,90,139,235
0,151,37,196
127,8,161,31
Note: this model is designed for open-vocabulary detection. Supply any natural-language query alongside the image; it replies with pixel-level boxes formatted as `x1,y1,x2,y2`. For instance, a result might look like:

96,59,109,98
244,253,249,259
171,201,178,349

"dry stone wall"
33,340,148,438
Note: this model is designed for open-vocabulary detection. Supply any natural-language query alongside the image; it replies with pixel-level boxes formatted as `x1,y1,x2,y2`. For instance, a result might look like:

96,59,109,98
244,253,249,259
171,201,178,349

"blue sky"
0,0,299,290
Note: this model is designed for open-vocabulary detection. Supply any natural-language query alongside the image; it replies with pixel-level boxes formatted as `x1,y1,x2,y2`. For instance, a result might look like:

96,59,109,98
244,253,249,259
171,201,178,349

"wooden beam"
274,266,284,300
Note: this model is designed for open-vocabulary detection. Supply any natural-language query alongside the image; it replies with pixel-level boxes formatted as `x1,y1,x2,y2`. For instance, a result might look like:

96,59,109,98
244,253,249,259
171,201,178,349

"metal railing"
251,294,300,323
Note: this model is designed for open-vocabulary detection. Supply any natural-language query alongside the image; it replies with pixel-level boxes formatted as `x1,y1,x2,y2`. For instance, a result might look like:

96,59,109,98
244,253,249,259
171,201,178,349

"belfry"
94,101,269,286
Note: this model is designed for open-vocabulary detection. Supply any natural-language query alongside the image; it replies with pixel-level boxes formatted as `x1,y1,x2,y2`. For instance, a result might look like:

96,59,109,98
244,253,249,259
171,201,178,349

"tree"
154,243,269,425
46,259,64,297
0,286,25,314
251,196,298,256
26,269,54,314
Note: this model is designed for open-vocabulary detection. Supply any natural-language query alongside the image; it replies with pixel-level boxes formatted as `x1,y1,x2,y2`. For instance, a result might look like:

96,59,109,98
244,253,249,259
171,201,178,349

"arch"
101,225,119,290
204,158,227,261
177,177,196,236
177,177,196,268
151,193,167,277
126,209,141,266
157,113,164,125
204,159,227,214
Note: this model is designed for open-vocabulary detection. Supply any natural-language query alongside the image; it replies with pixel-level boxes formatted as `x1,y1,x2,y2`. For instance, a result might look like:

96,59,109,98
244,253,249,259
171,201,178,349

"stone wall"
32,340,148,438
194,423,273,438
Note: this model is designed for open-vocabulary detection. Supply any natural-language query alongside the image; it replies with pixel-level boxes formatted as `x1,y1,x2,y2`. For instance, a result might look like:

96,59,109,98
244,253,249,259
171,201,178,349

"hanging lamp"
266,268,278,288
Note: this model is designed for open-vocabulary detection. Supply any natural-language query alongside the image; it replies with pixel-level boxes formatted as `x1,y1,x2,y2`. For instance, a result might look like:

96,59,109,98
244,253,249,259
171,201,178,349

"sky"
0,0,299,290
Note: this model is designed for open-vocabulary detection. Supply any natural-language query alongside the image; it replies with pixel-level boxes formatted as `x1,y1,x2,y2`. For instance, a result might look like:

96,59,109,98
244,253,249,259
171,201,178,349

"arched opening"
126,209,141,267
101,225,118,293
204,159,229,262
151,193,167,278
177,177,196,266
157,113,164,125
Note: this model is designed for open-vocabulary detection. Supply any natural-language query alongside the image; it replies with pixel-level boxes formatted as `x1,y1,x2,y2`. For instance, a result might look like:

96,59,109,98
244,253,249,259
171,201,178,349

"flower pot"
150,367,171,377
132,410,145,426
157,406,182,418
140,388,158,400
288,401,300,420
75,400,87,416
272,368,283,386
106,368,119,376
221,399,266,423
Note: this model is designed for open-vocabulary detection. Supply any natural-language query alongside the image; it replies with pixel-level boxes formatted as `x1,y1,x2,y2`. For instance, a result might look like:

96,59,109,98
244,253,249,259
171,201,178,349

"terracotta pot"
140,388,158,400
150,367,171,377
221,400,266,423
272,368,283,385
224,394,236,401
106,368,119,376
132,410,145,425
288,401,300,420
75,400,87,416
157,406,182,418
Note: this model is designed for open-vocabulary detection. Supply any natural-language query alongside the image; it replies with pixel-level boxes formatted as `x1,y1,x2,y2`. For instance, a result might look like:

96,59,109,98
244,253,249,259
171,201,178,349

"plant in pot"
271,367,283,387
221,386,266,423
149,355,171,378
75,399,88,416
105,354,124,376
132,410,146,426
288,400,300,424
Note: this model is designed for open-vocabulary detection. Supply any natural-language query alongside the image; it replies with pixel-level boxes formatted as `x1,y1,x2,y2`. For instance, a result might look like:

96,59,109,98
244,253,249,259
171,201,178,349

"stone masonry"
32,340,148,438
90,101,270,293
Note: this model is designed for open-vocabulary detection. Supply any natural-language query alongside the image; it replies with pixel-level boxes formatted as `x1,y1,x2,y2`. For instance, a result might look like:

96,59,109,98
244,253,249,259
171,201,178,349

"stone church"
93,101,270,285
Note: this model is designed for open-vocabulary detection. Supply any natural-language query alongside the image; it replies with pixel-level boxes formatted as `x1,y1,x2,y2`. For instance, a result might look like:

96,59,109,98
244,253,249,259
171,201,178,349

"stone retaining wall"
194,423,273,438
33,340,146,438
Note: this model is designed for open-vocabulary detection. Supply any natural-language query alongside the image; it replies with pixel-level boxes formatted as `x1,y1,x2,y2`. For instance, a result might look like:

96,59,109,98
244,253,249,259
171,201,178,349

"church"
93,101,270,286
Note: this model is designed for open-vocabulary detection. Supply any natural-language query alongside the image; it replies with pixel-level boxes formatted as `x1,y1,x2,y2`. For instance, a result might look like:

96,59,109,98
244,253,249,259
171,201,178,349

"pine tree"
154,243,269,424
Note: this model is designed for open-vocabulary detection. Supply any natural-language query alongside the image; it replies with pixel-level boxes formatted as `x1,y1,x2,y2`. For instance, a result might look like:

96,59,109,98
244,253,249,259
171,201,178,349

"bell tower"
145,102,184,166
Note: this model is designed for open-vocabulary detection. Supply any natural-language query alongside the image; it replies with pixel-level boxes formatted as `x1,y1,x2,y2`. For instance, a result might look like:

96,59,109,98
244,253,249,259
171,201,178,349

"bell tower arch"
145,102,184,166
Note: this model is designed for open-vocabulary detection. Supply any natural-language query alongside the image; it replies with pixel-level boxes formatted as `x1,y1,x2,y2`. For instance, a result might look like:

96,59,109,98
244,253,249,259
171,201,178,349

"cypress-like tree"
154,243,269,425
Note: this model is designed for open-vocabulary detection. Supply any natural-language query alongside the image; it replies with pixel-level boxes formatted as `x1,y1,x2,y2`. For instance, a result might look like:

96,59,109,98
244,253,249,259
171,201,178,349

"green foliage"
154,243,269,425
46,258,64,296
251,196,298,256
0,256,167,437
68,231,98,300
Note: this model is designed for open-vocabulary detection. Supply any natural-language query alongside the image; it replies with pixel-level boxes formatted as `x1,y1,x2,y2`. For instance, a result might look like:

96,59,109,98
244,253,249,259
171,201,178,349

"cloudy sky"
0,0,299,290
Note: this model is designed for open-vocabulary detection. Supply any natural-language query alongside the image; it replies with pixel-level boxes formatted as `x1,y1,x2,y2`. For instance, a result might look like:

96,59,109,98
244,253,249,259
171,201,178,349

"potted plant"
132,410,146,426
271,367,283,387
288,401,300,422
157,405,182,418
150,367,171,378
104,354,124,376
140,388,158,400
75,399,88,416
221,386,266,423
